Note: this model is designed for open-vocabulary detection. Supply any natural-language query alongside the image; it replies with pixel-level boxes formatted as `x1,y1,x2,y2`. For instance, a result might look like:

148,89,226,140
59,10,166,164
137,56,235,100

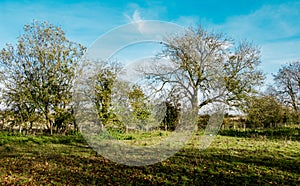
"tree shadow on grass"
1,144,299,185
176,147,300,174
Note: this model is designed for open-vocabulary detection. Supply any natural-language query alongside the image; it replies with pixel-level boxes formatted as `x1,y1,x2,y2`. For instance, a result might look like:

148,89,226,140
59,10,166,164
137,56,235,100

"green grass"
0,128,299,185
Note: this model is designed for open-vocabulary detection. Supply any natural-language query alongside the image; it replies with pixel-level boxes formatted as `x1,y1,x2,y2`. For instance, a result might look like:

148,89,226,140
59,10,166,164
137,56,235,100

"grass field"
0,128,299,185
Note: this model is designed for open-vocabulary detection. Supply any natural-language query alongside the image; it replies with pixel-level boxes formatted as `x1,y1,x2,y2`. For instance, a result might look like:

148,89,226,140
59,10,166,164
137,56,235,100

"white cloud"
126,2,166,20
200,2,300,85
133,10,142,22
210,2,300,42
124,9,146,33
125,9,143,23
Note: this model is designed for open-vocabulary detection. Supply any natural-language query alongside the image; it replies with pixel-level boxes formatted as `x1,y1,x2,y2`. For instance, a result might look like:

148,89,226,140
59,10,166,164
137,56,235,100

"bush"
246,96,283,128
219,127,300,140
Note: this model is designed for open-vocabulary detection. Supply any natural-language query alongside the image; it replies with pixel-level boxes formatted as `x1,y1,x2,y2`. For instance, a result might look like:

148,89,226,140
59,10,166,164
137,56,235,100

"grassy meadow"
0,127,299,185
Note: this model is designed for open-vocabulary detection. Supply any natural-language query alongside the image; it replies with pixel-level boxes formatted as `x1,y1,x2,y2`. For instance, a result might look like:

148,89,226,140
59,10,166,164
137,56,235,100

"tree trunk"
19,125,22,134
49,120,53,135
50,124,53,135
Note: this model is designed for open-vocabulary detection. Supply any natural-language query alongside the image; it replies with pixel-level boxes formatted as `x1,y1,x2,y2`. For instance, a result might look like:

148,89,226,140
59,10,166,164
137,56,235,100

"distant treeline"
0,20,299,135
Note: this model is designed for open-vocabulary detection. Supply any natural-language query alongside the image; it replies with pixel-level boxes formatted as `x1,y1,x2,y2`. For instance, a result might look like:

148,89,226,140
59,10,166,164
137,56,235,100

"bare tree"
273,61,300,112
141,26,264,114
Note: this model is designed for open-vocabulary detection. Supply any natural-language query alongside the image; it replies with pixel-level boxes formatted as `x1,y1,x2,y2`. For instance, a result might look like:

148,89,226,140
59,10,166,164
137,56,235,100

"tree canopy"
0,20,85,134
141,26,264,114
273,61,300,112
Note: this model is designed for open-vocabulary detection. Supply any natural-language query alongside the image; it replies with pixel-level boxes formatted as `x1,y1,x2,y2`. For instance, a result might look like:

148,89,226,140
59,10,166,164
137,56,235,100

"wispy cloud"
123,2,167,34
125,10,143,23
124,2,166,21
211,2,300,43
174,16,200,27
121,2,300,77
1,0,299,85
200,2,300,84
124,9,146,34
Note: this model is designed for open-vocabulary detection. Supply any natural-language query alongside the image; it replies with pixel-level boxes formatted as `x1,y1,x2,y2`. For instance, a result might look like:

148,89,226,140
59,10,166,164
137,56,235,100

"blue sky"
0,0,300,86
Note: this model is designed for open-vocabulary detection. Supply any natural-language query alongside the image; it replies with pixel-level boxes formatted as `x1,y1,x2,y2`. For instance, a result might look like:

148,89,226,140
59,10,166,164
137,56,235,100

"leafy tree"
128,85,151,123
161,101,180,131
98,76,163,131
246,95,283,128
93,61,122,126
159,90,181,131
281,106,300,126
109,82,152,130
273,61,300,112
0,20,85,135
142,26,264,116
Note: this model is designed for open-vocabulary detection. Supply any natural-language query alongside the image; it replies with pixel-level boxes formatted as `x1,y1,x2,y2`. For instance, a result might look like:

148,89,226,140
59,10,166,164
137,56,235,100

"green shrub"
219,127,299,140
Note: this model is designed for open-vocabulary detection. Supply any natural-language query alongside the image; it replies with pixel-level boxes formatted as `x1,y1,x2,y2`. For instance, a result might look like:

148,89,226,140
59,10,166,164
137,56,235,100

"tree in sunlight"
141,26,265,117
0,20,85,134
273,61,300,112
